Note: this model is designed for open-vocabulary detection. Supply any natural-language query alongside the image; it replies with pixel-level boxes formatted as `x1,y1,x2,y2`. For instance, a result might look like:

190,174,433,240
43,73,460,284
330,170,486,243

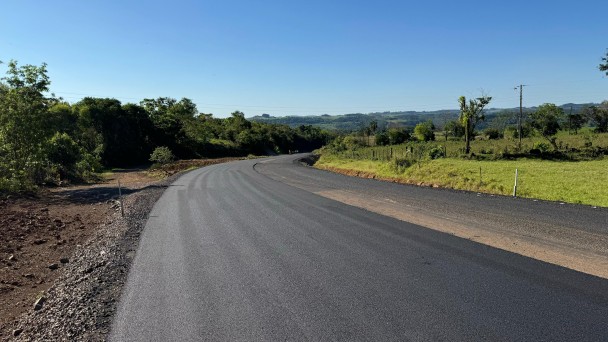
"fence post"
513,168,518,197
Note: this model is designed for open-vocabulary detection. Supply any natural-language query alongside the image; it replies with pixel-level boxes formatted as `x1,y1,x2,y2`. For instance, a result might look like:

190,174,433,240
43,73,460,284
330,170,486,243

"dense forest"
0,61,332,191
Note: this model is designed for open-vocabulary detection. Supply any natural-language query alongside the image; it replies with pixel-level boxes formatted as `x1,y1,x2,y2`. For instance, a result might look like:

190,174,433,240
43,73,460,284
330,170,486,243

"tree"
582,102,608,133
528,103,563,150
600,50,608,76
443,120,465,140
387,128,409,145
375,131,389,146
565,113,585,134
414,120,435,141
140,97,199,158
365,120,378,145
458,95,492,154
0,60,54,185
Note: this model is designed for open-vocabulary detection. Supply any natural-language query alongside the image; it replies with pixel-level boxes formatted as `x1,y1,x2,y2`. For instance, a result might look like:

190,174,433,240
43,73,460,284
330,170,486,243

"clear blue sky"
2,0,607,117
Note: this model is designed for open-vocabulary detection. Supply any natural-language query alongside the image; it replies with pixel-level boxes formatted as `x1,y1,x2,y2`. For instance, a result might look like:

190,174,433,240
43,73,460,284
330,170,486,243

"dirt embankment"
0,158,239,341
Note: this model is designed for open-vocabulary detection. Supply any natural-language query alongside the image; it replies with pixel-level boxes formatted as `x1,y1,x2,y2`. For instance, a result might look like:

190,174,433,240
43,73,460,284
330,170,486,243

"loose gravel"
8,174,181,341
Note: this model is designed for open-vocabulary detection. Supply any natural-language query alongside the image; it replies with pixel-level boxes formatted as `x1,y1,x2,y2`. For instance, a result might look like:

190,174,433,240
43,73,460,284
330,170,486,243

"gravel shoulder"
1,171,180,341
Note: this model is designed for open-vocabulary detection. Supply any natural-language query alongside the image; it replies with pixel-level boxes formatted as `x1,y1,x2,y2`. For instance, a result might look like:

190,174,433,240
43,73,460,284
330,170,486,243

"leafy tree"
0,60,54,185
582,102,608,133
141,97,199,158
47,132,81,179
414,120,435,141
74,98,156,166
528,103,563,150
387,128,409,145
458,95,492,154
443,120,465,140
565,113,586,134
375,131,389,146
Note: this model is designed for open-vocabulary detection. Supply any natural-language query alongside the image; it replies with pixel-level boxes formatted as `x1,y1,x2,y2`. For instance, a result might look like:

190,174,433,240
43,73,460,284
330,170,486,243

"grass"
316,141,608,207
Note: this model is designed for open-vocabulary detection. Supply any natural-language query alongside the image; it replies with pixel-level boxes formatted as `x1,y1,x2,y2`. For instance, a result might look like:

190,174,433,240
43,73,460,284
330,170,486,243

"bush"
375,132,390,146
390,157,412,173
46,132,82,180
150,146,175,165
484,128,502,140
388,128,410,145
427,146,445,159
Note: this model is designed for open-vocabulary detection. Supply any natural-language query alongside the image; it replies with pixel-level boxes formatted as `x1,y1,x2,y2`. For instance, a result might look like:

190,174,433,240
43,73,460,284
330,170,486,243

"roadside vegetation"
318,119,608,206
315,51,608,207
0,60,333,193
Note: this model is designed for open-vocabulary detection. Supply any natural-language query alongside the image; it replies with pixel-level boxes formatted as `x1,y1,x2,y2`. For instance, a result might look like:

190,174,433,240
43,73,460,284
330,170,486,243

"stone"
8,254,15,261
34,296,46,310
60,257,69,264
13,328,23,337
48,263,59,270
33,239,47,245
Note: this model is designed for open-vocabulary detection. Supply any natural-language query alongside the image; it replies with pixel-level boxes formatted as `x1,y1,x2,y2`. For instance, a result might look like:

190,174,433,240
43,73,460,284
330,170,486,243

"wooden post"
479,167,482,186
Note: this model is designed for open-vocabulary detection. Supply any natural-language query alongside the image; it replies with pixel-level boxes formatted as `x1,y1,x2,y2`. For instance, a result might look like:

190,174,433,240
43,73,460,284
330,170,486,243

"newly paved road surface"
110,154,608,341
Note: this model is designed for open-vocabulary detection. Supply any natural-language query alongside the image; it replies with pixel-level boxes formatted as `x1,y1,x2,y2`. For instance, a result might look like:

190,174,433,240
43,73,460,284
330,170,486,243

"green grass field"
316,150,608,207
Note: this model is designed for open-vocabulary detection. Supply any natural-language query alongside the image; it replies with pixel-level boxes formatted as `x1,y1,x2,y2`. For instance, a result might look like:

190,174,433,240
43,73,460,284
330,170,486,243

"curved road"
111,154,608,341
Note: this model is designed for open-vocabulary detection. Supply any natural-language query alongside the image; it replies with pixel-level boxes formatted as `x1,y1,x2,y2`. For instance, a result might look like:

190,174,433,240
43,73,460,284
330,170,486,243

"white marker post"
513,168,518,197
118,180,125,217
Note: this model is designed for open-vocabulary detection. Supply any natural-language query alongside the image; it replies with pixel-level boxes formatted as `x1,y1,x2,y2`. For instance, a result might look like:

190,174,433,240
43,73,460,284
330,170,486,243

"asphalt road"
110,154,608,341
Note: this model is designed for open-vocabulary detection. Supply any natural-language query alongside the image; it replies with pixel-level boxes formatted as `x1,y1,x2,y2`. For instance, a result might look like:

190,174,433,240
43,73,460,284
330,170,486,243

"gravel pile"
8,175,180,341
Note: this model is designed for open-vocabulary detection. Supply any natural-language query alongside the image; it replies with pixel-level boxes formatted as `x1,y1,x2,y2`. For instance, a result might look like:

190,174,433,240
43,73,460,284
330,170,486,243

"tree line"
0,60,332,191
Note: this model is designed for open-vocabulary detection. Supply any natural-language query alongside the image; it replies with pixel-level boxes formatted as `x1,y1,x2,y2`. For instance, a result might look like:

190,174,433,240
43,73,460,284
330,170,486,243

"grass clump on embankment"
315,154,608,207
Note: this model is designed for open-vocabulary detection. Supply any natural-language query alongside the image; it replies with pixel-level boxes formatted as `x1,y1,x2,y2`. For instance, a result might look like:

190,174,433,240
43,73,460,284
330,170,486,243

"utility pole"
514,84,527,149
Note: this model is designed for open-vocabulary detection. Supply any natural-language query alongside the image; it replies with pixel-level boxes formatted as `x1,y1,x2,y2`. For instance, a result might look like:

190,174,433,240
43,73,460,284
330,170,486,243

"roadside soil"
0,158,241,340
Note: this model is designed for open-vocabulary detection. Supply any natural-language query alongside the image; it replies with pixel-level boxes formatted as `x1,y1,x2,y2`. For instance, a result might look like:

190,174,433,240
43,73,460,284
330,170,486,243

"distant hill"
250,103,597,132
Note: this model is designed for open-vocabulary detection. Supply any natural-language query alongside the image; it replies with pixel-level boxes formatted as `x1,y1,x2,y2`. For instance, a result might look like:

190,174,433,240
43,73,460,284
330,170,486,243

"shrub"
375,132,390,146
390,157,412,173
46,132,82,180
484,128,502,140
427,146,445,159
150,146,175,165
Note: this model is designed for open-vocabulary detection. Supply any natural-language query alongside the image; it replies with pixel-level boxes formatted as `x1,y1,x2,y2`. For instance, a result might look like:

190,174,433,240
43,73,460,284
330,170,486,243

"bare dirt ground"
0,158,241,340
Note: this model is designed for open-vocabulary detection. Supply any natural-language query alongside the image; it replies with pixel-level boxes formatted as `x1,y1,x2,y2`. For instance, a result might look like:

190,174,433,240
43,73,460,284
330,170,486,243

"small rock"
23,273,35,279
34,296,46,310
48,263,59,270
40,207,49,212
13,328,23,337
60,257,69,264
8,254,16,261
33,239,47,245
